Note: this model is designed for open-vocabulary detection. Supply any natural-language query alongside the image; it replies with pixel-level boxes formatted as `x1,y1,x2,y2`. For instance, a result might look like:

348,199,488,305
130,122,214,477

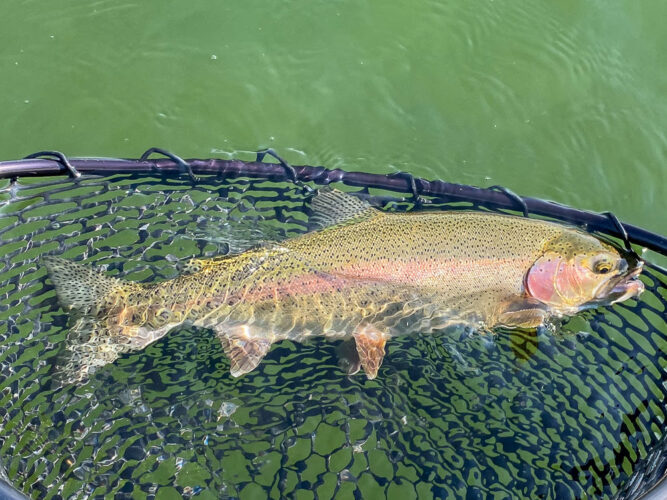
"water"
1,1,666,499
1,0,665,234
0,175,665,499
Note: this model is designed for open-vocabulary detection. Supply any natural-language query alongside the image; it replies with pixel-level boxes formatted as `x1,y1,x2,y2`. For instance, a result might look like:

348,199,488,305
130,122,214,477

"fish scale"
43,188,643,383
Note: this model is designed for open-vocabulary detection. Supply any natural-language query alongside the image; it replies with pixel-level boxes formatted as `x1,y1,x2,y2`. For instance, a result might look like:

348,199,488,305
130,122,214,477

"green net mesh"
0,173,665,499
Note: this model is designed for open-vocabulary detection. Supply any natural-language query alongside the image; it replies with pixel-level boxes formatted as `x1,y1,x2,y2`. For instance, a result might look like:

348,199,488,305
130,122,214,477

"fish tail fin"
43,256,126,315
43,257,143,387
51,317,134,387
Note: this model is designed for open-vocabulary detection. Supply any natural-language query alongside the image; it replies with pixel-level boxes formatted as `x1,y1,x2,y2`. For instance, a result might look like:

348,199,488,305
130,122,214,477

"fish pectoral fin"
215,325,273,377
495,298,548,329
353,325,390,380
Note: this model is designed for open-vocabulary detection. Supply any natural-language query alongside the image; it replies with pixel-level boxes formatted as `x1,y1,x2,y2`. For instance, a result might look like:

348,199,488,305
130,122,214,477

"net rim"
0,149,665,256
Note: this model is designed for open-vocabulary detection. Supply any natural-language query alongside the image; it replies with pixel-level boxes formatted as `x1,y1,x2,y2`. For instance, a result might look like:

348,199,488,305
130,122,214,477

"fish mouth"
597,261,645,304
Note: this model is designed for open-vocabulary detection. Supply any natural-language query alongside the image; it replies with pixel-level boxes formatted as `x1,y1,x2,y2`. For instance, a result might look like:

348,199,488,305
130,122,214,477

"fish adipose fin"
43,256,125,315
309,187,379,230
353,324,390,380
176,252,240,275
216,324,273,377
177,258,206,275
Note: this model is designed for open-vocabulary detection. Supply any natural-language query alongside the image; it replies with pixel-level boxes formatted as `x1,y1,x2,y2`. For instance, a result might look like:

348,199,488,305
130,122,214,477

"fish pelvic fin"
353,324,390,380
215,324,273,377
309,187,379,230
43,256,128,315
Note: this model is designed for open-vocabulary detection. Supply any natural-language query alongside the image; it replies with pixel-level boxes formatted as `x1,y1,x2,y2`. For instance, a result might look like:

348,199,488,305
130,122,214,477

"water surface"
0,1,666,499
0,0,665,233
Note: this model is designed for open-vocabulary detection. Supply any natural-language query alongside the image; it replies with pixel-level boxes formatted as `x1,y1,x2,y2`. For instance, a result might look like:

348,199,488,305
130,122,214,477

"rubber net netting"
0,173,665,500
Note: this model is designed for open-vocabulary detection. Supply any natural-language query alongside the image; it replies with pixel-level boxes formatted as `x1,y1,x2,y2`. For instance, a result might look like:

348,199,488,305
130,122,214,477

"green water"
1,1,667,499
1,0,665,234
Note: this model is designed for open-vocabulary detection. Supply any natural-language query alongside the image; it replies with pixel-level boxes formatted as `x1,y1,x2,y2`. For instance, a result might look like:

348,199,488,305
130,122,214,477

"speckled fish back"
131,207,575,341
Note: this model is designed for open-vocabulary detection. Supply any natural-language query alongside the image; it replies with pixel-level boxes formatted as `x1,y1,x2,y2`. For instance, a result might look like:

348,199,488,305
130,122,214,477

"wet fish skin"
43,188,643,383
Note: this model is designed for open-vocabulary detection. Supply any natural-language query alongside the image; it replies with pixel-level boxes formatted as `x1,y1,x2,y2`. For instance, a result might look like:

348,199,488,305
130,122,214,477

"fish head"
525,231,644,314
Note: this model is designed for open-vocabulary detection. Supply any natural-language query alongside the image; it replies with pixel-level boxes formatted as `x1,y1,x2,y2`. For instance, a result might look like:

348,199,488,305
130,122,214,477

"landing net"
0,153,665,499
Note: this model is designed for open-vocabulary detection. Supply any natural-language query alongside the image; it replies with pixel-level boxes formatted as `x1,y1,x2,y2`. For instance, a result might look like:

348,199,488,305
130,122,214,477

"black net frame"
0,152,664,255
0,149,665,500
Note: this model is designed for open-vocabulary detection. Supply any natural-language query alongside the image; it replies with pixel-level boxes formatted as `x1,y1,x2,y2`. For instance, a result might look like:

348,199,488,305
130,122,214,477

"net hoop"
0,151,664,256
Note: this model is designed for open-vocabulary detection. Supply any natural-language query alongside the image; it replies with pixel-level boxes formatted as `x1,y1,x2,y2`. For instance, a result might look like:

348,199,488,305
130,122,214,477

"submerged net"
0,169,666,499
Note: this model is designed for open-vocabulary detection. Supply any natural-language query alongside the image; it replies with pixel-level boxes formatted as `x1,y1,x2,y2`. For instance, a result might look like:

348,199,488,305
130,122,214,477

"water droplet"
218,401,238,418
340,469,357,482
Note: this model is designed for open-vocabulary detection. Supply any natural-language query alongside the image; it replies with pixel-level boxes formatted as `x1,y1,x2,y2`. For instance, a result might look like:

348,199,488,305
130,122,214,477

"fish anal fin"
309,187,379,230
353,324,389,380
216,325,273,377
495,298,548,329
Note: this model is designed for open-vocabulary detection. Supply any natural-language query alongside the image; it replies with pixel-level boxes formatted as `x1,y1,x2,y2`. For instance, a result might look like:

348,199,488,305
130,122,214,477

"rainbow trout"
44,188,644,383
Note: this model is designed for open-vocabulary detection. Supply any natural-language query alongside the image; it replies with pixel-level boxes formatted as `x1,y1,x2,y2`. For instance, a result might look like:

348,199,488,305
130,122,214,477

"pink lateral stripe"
236,256,529,304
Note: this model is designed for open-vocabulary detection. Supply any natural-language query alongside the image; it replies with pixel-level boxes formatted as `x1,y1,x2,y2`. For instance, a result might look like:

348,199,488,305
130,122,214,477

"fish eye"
593,260,613,274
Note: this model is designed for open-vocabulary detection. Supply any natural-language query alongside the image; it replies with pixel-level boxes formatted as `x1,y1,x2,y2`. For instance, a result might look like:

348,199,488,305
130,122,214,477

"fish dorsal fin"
309,187,379,230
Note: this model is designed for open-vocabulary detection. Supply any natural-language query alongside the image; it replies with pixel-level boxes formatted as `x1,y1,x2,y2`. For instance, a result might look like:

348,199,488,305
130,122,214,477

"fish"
43,188,644,384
